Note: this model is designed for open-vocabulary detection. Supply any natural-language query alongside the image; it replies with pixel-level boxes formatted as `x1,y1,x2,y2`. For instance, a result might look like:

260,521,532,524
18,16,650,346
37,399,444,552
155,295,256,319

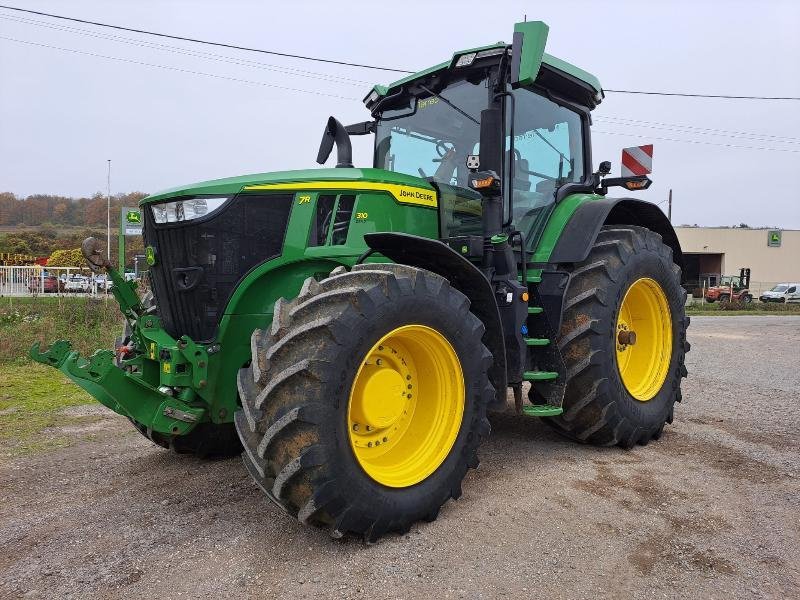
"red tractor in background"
705,268,752,303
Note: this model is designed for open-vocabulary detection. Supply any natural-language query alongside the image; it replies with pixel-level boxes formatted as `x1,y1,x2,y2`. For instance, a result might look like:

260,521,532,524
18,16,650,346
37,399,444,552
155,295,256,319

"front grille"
143,193,293,341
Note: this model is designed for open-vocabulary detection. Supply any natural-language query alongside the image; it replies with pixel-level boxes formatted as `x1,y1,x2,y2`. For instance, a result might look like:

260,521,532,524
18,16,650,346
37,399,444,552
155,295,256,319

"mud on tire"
235,263,494,541
532,225,690,448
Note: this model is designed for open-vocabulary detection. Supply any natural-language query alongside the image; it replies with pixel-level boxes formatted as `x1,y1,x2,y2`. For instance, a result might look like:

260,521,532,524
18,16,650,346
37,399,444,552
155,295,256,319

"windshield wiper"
419,85,479,125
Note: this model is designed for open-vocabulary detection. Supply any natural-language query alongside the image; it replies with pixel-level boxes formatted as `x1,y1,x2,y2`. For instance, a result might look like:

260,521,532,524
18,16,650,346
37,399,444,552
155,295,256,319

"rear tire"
532,225,690,448
236,264,493,541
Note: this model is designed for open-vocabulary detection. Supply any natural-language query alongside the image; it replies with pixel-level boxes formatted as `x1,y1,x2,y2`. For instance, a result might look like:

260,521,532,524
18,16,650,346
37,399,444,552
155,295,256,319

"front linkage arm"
29,237,207,436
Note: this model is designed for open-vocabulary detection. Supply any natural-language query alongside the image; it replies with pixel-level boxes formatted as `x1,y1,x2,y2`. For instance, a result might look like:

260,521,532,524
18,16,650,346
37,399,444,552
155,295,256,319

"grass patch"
686,302,800,316
0,297,122,457
0,363,103,457
0,295,121,362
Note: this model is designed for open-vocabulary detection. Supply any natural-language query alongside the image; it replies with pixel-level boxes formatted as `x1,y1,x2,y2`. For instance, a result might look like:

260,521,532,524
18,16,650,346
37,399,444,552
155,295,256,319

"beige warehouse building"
675,227,800,295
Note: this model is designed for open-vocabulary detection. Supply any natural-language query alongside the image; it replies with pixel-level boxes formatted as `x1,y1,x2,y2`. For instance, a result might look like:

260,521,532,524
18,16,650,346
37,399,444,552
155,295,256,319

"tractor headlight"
151,196,230,224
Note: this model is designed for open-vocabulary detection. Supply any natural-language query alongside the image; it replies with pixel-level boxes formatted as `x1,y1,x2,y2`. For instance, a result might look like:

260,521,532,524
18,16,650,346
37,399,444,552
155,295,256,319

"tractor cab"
327,22,608,256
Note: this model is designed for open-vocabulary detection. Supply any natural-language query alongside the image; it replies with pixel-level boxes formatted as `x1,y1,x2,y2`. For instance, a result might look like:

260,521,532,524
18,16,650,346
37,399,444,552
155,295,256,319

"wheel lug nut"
376,358,383,366
367,442,373,447
406,375,411,380
382,437,388,443
407,384,412,389
352,423,359,431
366,425,372,432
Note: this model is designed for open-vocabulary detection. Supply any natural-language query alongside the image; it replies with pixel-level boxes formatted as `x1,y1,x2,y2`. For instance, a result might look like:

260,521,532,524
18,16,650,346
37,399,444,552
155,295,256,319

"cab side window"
507,89,585,244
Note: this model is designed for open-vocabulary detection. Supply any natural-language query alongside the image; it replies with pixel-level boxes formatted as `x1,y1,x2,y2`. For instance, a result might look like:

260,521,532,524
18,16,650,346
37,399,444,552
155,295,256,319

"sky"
1,0,799,228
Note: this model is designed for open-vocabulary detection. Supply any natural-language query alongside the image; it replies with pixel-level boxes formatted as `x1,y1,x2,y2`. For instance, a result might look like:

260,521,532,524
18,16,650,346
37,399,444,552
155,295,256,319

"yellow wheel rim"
347,324,464,488
615,278,673,401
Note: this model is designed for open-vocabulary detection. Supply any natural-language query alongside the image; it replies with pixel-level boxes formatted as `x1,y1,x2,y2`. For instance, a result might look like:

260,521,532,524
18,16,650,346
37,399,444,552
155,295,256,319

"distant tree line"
0,191,148,265
0,191,147,227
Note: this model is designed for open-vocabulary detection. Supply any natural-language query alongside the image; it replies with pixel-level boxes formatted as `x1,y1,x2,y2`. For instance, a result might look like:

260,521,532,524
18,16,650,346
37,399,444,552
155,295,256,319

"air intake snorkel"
316,116,353,168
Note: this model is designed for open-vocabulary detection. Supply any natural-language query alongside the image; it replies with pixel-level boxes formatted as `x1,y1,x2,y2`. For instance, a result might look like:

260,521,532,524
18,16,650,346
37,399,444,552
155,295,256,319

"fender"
364,232,507,410
537,197,683,335
549,197,683,268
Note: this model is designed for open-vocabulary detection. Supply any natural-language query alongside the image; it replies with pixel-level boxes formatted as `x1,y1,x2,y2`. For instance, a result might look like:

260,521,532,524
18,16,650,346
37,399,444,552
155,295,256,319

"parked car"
760,283,800,303
94,275,113,292
27,275,64,294
64,275,91,293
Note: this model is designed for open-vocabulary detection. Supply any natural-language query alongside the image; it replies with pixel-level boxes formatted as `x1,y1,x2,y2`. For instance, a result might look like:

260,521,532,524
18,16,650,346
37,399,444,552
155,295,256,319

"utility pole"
106,159,112,259
667,188,672,223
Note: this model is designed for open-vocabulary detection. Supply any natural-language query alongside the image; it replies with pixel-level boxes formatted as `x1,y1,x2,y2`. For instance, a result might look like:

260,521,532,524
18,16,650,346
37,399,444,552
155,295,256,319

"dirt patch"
659,429,787,483
629,536,737,576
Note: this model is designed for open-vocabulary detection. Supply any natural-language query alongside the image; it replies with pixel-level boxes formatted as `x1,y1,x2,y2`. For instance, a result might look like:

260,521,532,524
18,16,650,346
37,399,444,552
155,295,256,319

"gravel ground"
1,316,798,599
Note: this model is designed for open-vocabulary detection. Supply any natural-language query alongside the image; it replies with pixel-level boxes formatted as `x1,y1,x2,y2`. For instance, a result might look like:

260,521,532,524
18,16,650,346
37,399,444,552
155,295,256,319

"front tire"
236,264,493,540
533,226,690,448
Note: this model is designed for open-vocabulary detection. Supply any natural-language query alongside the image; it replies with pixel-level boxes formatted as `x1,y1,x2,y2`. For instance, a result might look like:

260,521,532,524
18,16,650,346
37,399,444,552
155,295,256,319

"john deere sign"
119,206,143,271
767,230,782,247
123,208,142,236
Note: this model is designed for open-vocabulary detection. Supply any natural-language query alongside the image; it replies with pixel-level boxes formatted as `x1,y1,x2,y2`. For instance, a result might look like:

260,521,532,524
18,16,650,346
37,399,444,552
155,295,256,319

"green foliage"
0,229,145,264
0,296,121,363
46,248,85,267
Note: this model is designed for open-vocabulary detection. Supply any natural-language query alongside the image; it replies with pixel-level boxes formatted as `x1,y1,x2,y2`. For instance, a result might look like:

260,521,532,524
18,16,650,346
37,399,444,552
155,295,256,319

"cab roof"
365,28,603,110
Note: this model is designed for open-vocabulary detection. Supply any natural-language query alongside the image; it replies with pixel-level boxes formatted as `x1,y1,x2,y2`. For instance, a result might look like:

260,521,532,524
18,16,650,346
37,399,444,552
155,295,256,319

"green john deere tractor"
32,21,690,541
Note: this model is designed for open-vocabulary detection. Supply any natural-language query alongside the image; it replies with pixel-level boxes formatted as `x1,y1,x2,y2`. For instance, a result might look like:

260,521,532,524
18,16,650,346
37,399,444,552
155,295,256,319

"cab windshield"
374,76,488,187
374,75,490,237
771,284,788,292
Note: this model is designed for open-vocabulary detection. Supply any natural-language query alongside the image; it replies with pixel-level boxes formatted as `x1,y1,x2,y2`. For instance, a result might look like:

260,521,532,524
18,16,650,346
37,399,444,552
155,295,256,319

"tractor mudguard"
536,198,683,335
548,197,683,268
364,232,507,410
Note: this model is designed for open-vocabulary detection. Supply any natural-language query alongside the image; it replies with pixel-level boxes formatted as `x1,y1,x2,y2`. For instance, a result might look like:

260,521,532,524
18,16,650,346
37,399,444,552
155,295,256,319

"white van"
760,283,800,303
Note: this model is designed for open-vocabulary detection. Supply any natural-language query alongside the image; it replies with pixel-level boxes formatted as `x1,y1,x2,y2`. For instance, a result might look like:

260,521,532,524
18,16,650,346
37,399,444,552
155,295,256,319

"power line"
8,13,798,144
592,129,800,154
2,4,799,101
0,4,413,73
605,89,799,101
596,116,800,145
0,36,359,101
0,13,370,86
4,33,798,156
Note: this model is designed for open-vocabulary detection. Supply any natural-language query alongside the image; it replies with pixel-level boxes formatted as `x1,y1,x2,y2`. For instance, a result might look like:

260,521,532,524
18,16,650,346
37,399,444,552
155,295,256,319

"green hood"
141,168,431,205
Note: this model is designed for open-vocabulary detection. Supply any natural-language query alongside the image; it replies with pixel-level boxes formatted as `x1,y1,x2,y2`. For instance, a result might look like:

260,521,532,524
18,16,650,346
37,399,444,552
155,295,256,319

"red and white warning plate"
621,144,653,176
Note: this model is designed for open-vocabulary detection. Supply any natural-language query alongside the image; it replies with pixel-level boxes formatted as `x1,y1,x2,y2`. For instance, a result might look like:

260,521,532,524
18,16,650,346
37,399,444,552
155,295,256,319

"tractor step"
523,370,558,381
517,274,542,284
527,306,543,314
524,337,550,346
522,404,564,417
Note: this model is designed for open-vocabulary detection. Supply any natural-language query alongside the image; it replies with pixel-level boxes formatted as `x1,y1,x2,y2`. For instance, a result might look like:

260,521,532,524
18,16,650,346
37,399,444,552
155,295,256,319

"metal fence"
0,266,113,297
